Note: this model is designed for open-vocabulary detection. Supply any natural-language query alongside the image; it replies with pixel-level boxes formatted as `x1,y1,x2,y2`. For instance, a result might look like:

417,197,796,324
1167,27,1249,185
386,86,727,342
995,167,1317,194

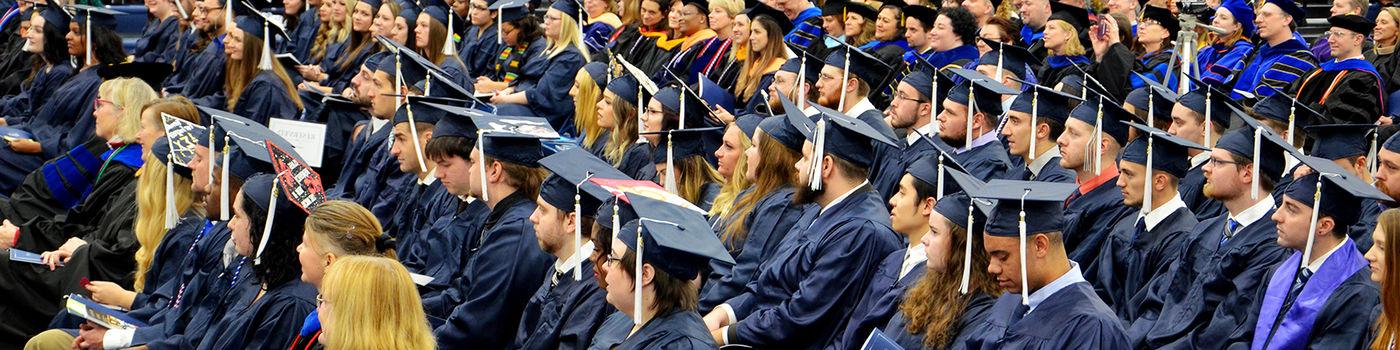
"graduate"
1171,85,1232,221
963,179,1131,349
647,127,723,211
383,98,458,267
936,68,1017,182
1055,92,1135,264
0,1,72,123
812,42,902,201
698,114,812,310
745,42,819,115
705,104,901,348
1086,123,1204,320
1127,126,1293,348
1290,15,1388,125
512,151,625,350
0,4,128,195
473,0,538,87
1122,78,1177,131
433,115,556,349
224,9,304,123
132,0,186,63
301,0,379,94
1302,124,1382,253
415,0,473,89
576,62,611,157
726,5,790,114
490,0,589,134
604,195,732,349
286,0,322,62
1000,83,1079,183
584,196,641,350
1228,0,1316,101
1246,155,1384,349
284,200,400,350
415,104,490,318
659,0,729,84
459,0,502,78
597,73,658,182
973,40,1037,102
174,0,231,107
884,67,952,179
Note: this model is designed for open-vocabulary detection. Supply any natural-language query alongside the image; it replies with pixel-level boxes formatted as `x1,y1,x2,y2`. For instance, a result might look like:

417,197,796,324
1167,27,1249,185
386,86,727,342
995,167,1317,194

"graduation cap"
246,142,326,265
391,96,459,170
1305,124,1376,162
1176,74,1239,148
946,68,1019,149
67,5,123,66
399,0,422,27
1121,122,1208,214
907,148,971,199
539,148,632,280
471,114,559,201
760,97,810,151
1069,92,1138,174
733,114,762,139
644,126,723,193
846,1,876,21
903,4,936,27
582,61,611,90
931,172,995,293
1253,88,1324,144
778,46,824,85
234,2,291,70
1008,81,1082,162
617,193,734,322
550,0,586,23
97,62,175,90
1047,1,1089,32
206,110,296,220
823,38,895,110
492,0,530,23
742,2,793,35
799,103,899,190
423,101,490,140
1139,5,1179,37
1261,0,1305,22
420,0,460,56
160,113,207,228
970,179,1079,304
977,39,1037,83
1286,154,1390,274
1330,14,1374,36
821,0,847,16
37,1,71,32
1126,74,1179,129
150,137,190,229
678,0,709,14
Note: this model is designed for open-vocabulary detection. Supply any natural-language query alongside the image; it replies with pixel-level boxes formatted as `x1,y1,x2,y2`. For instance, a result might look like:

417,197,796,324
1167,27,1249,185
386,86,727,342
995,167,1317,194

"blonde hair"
305,200,395,259
1377,7,1400,49
603,92,640,165
575,70,607,148
1047,19,1085,56
674,155,722,208
312,2,349,62
132,155,195,291
1373,209,1400,350
99,78,159,143
619,0,640,25
708,0,741,18
708,124,751,221
319,256,436,350
547,9,591,59
846,14,876,47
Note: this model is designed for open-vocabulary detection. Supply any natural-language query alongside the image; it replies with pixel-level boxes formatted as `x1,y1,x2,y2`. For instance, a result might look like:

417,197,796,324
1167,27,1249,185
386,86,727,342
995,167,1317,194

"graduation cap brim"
1009,77,1085,103
622,194,736,266
1132,72,1179,100
472,115,562,139
1262,85,1326,123
1294,154,1391,201
978,39,1037,68
1123,121,1209,151
947,67,1021,95
539,148,633,201
807,103,898,146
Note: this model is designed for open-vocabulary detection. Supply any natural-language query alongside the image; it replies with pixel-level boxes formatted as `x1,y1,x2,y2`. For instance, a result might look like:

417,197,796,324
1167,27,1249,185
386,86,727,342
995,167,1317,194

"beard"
939,132,965,148
793,182,824,205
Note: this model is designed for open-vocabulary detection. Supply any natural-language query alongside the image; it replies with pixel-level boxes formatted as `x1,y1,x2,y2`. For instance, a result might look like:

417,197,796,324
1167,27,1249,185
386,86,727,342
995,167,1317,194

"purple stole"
1250,239,1367,350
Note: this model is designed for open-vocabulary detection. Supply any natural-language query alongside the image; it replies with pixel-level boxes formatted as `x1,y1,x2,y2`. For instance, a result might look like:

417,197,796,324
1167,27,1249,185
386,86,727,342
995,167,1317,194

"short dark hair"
829,153,870,182
620,249,699,314
425,135,475,162
1229,152,1277,193
940,7,978,46
1040,118,1066,140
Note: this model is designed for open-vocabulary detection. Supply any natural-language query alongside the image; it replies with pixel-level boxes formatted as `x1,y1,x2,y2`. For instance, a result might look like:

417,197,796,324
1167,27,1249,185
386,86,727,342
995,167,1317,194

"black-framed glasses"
1206,157,1243,167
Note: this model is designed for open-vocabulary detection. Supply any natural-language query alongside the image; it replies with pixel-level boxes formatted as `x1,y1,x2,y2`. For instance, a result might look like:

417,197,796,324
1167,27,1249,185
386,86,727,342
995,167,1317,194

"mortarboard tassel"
478,130,490,202
679,85,687,129
573,173,595,281
809,118,826,191
1018,189,1030,305
496,8,503,45
636,89,647,144
1287,101,1297,149
935,154,945,200
795,54,807,112
406,103,427,171
994,48,1004,82
165,159,178,229
442,11,457,56
1028,89,1039,162
664,133,678,194
174,0,188,19
1300,176,1322,274
837,49,851,112
959,202,973,294
1251,129,1261,200
394,52,404,107
929,68,939,131
1143,136,1154,214
1370,132,1380,179
208,122,217,200
220,138,231,221
1093,98,1103,175
254,183,279,265
84,15,92,66
965,88,975,150
1146,89,1154,131
305,0,310,14
1204,90,1213,148
224,0,233,29
633,222,644,324
258,23,273,70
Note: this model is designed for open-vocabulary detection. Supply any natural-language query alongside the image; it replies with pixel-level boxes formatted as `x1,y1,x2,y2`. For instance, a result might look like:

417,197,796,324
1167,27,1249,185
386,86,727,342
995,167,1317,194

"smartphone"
1095,15,1108,38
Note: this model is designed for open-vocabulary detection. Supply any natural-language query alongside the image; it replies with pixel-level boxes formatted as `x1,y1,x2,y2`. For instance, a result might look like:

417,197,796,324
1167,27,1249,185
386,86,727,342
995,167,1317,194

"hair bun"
375,234,396,252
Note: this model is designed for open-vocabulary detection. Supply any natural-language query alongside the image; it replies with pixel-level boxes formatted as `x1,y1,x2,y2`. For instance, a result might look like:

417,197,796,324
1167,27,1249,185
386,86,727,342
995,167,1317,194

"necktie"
1131,218,1147,242
1220,219,1242,246
1287,268,1313,302
1008,303,1031,325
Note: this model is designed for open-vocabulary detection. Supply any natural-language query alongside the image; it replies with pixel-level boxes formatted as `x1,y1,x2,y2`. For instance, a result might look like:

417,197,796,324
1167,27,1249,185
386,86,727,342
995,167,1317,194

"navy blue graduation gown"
434,192,554,349
328,119,389,200
586,130,611,160
133,16,181,63
724,185,901,348
320,41,374,93
1179,164,1224,220
951,141,1011,182
180,35,229,108
233,71,300,124
461,25,502,79
588,311,635,350
699,187,811,310
195,279,318,350
126,221,231,347
617,142,657,182
1127,211,1290,349
419,197,491,319
0,63,73,122
829,248,928,350
145,255,260,349
289,10,320,62
1243,241,1379,349
1061,179,1133,264
880,292,997,350
436,56,474,92
386,177,456,259
1008,155,1076,183
1084,206,1196,319
496,45,586,133
1349,199,1383,253
131,214,207,309
856,109,904,202
347,128,410,224
964,282,1130,349
616,310,718,349
512,260,614,350
0,67,103,194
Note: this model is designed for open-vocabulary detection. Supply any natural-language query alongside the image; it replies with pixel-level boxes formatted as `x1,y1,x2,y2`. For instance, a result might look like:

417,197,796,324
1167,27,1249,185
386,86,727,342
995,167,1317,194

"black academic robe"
399,190,477,296
724,185,901,348
707,53,742,93
434,192,554,349
1372,48,1400,95
616,310,718,349
195,279,318,350
233,71,301,124
419,197,491,319
618,142,658,182
829,248,927,350
588,311,634,350
1012,155,1076,183
0,138,106,226
880,292,997,350
1289,59,1388,124
0,67,103,195
1061,179,1133,264
0,63,73,122
1127,210,1291,349
1179,163,1225,221
328,118,389,200
964,282,1130,349
0,154,139,343
699,187,811,310
1085,205,1196,319
511,260,614,350
133,16,181,63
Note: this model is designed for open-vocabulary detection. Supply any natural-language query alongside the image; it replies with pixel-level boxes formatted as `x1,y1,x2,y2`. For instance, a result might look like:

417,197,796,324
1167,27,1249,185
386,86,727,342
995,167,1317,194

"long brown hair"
1373,209,1400,350
604,92,641,166
899,222,1000,349
735,15,785,101
721,130,799,249
226,32,304,111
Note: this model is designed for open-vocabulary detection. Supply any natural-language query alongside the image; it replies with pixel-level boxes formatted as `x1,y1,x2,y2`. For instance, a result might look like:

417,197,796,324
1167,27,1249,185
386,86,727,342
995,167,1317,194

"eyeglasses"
470,3,488,10
1326,31,1362,38
194,5,222,13
1206,157,1243,167
894,93,927,103
604,255,624,265
93,98,115,110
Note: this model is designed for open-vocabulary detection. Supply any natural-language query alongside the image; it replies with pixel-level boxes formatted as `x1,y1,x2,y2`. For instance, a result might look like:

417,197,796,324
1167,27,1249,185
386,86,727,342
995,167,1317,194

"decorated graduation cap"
933,168,994,294
540,148,632,280
471,114,560,201
743,1,793,34
1139,5,1179,36
1070,92,1138,174
1286,154,1390,274
1009,81,1082,162
1254,87,1324,144
98,62,176,92
617,192,734,322
248,142,326,265
977,39,1037,83
1122,122,1208,215
234,1,291,70
796,102,899,191
160,113,207,227
823,37,895,110
1305,124,1376,161
67,5,123,66
1329,14,1375,36
972,179,1078,304
1047,1,1089,32
1219,0,1256,36
644,126,723,193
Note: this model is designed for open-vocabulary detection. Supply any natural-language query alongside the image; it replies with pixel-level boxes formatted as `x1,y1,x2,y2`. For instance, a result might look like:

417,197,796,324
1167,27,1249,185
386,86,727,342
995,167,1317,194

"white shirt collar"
1228,197,1276,229
418,168,438,186
554,240,595,275
1027,147,1061,178
1306,237,1349,273
819,180,870,216
370,117,389,133
1141,195,1186,231
900,244,928,279
1027,261,1086,314
1190,152,1210,168
955,130,999,154
905,122,938,146
457,195,478,203
847,98,877,116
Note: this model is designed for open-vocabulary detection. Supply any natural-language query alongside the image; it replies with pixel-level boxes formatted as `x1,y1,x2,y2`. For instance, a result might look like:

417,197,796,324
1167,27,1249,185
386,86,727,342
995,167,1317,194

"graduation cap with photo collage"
159,114,208,228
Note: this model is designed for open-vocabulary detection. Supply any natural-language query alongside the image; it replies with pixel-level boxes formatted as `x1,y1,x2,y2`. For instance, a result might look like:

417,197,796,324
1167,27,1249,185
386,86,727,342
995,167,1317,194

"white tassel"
1143,137,1153,214
795,55,807,112
959,203,972,294
224,0,233,30
837,50,850,112
165,161,178,229
478,131,489,202
254,184,278,265
930,68,939,126
174,0,188,19
1093,99,1103,175
1301,177,1322,273
809,119,826,191
496,11,502,45
258,23,273,70
664,134,678,194
633,223,644,324
1204,92,1213,148
220,139,231,221
1287,102,1297,149
406,103,427,171
441,12,457,56
1029,89,1038,162
573,173,595,281
1369,132,1380,177
1251,129,1261,200
965,90,975,150
935,154,945,200
84,17,92,66
1018,190,1029,305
